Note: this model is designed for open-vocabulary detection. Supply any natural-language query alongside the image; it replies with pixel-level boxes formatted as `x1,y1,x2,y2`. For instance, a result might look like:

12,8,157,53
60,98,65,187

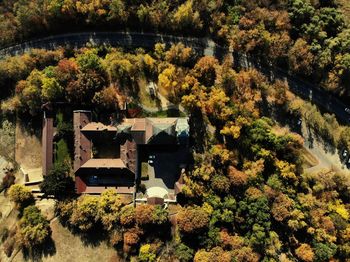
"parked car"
345,107,350,114
148,155,155,165
342,149,348,158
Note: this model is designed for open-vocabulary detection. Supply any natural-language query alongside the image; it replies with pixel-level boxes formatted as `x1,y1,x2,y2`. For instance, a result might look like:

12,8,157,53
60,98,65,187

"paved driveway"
142,146,188,193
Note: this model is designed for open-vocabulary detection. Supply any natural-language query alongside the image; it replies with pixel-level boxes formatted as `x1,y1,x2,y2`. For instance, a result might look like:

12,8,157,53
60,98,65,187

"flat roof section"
81,122,118,132
80,159,126,169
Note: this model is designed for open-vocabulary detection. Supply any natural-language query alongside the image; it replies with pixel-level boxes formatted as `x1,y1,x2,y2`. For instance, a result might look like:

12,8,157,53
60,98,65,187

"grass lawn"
141,162,149,180
55,139,70,164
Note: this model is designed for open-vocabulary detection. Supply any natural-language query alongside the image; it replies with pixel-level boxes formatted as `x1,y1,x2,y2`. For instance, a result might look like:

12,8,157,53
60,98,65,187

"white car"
345,108,350,114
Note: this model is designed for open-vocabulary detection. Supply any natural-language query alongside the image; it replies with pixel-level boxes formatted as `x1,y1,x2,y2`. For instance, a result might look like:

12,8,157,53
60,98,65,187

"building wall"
42,117,53,176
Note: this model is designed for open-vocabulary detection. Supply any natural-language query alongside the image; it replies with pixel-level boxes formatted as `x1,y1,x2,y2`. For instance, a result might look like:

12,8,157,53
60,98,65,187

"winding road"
0,31,349,125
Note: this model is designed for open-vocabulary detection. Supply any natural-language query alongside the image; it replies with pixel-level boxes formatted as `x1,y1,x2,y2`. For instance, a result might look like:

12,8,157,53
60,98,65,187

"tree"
17,205,51,248
108,0,128,23
194,247,231,262
76,49,102,72
120,205,135,227
295,243,314,262
40,162,74,199
228,166,248,187
139,244,156,262
288,39,314,76
175,243,194,262
93,85,123,110
8,184,34,211
211,175,230,194
98,189,123,230
41,76,63,101
313,242,337,262
66,70,105,104
193,56,219,87
135,204,168,226
69,195,99,231
172,0,203,31
271,193,294,222
177,206,209,234
165,43,193,66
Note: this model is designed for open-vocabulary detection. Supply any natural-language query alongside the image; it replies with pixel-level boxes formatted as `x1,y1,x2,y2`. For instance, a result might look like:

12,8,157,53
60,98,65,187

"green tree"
139,244,156,262
175,243,194,262
41,76,63,101
40,162,74,200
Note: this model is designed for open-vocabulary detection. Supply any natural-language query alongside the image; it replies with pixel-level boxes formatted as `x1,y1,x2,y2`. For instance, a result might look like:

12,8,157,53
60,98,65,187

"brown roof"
83,186,134,194
80,159,126,169
147,197,164,205
81,122,118,132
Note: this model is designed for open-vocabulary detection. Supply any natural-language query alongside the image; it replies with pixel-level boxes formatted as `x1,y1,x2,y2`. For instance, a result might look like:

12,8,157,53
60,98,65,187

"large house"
72,110,189,199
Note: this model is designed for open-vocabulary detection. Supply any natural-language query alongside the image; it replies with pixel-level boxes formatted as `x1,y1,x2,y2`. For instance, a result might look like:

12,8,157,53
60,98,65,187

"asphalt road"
0,31,349,124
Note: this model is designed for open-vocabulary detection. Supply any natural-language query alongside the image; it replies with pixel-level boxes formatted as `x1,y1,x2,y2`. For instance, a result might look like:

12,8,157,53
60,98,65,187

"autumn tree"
69,195,99,231
98,189,123,231
120,205,135,227
192,56,219,87
288,38,314,76
295,243,314,262
172,0,203,32
165,43,193,66
8,184,34,211
177,206,209,234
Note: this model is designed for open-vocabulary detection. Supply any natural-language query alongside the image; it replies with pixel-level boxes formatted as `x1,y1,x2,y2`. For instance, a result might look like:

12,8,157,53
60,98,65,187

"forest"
0,41,349,261
0,0,350,101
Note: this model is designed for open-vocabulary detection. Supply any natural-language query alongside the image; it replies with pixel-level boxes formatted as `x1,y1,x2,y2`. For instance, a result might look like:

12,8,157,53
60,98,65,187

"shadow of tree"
66,224,109,248
22,237,56,261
